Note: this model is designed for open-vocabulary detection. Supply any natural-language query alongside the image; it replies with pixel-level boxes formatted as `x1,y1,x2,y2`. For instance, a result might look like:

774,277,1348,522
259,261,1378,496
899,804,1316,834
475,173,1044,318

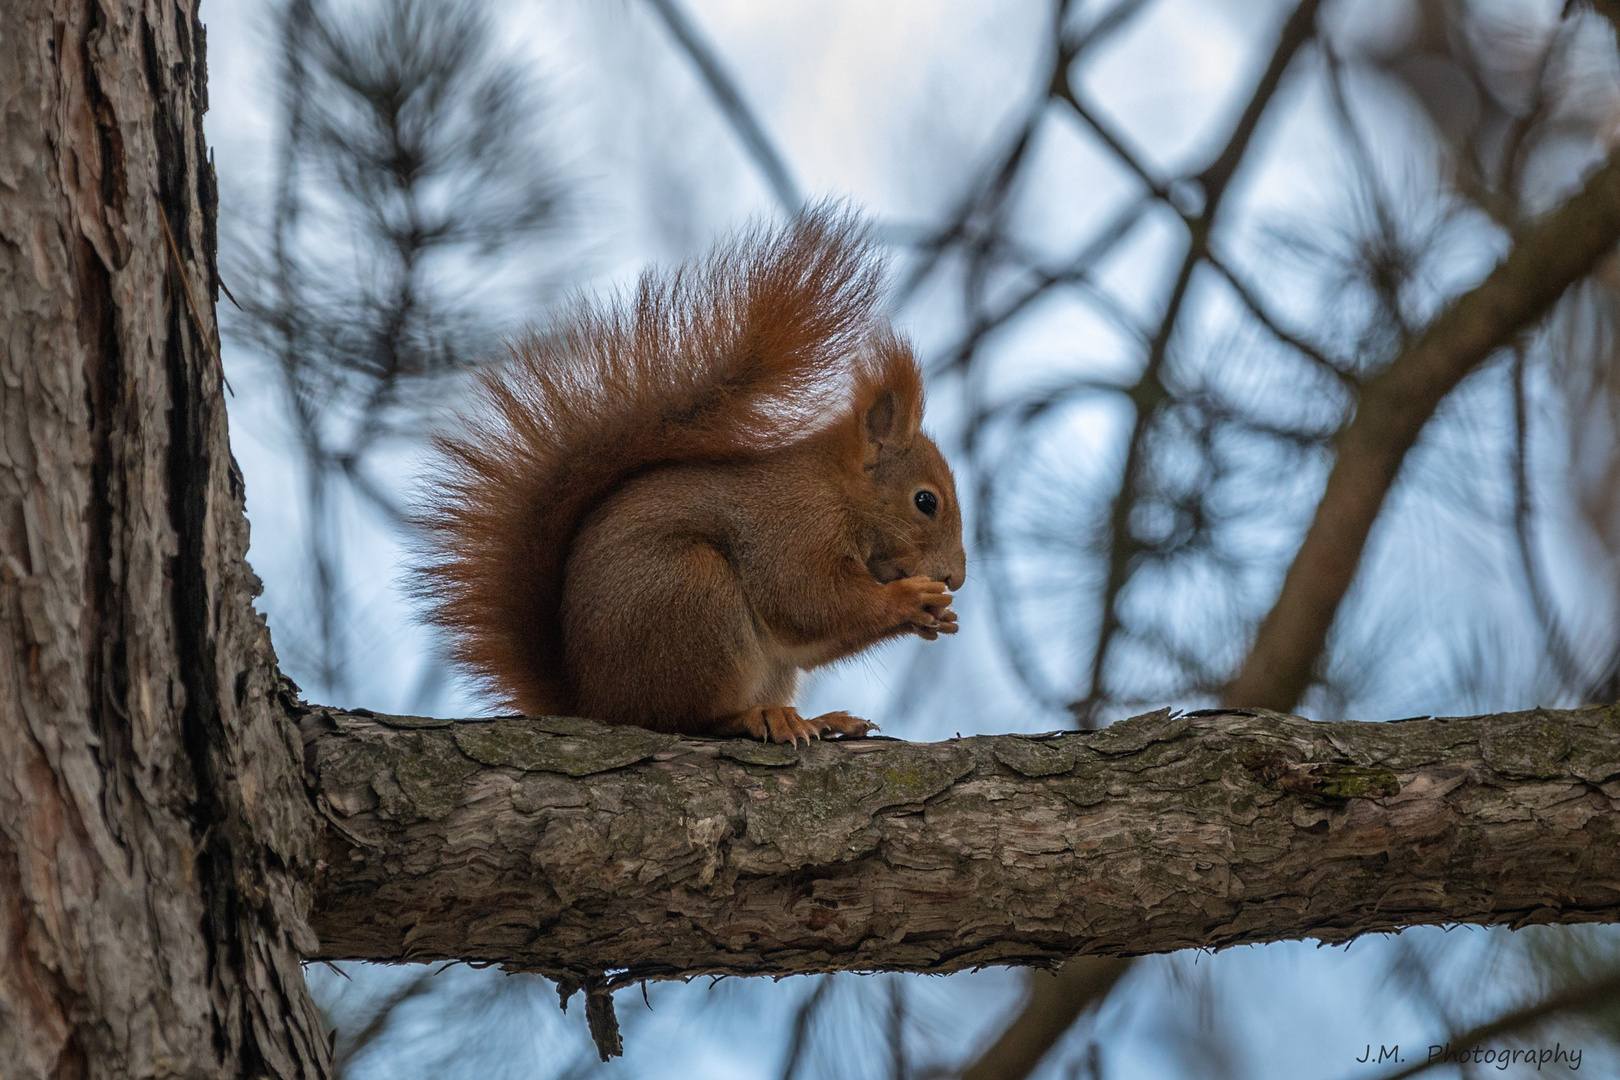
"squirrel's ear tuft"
864,387,897,440
855,331,923,464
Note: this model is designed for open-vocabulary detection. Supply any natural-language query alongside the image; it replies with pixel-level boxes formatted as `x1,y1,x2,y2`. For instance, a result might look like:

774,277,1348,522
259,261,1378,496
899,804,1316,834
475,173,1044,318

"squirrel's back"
414,208,889,714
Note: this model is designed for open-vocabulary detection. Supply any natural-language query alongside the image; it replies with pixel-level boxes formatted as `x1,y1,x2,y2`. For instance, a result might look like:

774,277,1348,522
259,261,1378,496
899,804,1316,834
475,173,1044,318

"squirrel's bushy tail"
414,206,887,713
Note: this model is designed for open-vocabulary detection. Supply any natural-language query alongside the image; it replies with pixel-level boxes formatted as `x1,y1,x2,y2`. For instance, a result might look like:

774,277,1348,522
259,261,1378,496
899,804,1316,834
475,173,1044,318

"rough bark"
301,703,1620,985
1225,149,1620,712
0,2,328,1077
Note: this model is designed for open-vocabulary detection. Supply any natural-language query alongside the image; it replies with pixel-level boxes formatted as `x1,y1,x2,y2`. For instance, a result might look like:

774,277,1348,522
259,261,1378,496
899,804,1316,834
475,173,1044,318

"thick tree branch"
299,701,1620,986
1225,150,1620,711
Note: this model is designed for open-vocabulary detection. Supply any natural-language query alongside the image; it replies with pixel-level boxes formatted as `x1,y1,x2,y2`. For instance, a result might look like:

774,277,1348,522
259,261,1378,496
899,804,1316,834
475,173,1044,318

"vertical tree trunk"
0,2,329,1076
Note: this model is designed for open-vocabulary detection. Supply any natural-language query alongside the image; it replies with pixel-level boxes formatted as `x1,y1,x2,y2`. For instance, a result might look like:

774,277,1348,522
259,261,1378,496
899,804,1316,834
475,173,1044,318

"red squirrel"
414,208,965,743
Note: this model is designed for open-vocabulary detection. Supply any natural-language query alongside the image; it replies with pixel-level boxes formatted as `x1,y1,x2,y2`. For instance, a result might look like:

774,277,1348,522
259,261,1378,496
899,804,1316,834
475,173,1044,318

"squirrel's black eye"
914,489,938,517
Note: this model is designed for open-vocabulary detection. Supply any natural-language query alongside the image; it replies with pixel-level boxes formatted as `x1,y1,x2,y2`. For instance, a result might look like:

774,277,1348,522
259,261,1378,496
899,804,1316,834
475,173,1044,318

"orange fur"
413,206,965,738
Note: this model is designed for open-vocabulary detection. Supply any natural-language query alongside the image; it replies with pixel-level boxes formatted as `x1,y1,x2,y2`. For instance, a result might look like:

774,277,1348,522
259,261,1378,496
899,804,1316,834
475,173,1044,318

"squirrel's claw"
726,705,879,744
731,705,826,745
913,607,959,640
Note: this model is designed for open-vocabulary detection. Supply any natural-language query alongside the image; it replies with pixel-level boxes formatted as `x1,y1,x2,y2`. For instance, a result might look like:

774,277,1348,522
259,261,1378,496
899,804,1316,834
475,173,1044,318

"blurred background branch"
222,0,568,704
1227,147,1620,711
1356,967,1620,1080
643,0,802,212
954,959,1132,1080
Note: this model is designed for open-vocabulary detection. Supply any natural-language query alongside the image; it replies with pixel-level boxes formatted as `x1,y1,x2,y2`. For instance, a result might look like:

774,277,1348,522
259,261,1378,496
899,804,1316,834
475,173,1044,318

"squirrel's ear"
857,334,923,466
865,388,900,447
861,386,918,466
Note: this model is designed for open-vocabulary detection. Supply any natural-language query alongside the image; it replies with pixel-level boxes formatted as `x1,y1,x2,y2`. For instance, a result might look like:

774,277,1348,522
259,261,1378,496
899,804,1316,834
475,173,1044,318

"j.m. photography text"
1356,1043,1584,1072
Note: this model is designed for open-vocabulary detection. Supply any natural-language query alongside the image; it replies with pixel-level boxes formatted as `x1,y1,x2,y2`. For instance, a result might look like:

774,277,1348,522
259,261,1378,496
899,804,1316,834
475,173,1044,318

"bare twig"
935,196,1152,379
330,967,439,1077
958,959,1132,1080
778,976,836,1080
1511,344,1585,691
1204,247,1356,390
896,0,1150,303
1050,77,1167,201
887,977,908,1080
643,0,801,212
231,0,564,701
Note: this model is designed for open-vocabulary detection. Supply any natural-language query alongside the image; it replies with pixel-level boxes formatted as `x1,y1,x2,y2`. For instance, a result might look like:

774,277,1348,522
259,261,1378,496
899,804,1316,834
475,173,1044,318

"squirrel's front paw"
913,607,959,640
888,575,956,636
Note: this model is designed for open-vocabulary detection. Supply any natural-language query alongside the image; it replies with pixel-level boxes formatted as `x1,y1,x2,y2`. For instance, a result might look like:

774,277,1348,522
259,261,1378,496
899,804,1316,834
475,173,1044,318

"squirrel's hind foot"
716,705,877,745
806,711,879,741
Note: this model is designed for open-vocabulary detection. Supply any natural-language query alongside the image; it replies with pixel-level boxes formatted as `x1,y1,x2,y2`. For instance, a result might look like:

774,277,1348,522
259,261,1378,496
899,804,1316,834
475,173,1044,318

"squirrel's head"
848,336,966,592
